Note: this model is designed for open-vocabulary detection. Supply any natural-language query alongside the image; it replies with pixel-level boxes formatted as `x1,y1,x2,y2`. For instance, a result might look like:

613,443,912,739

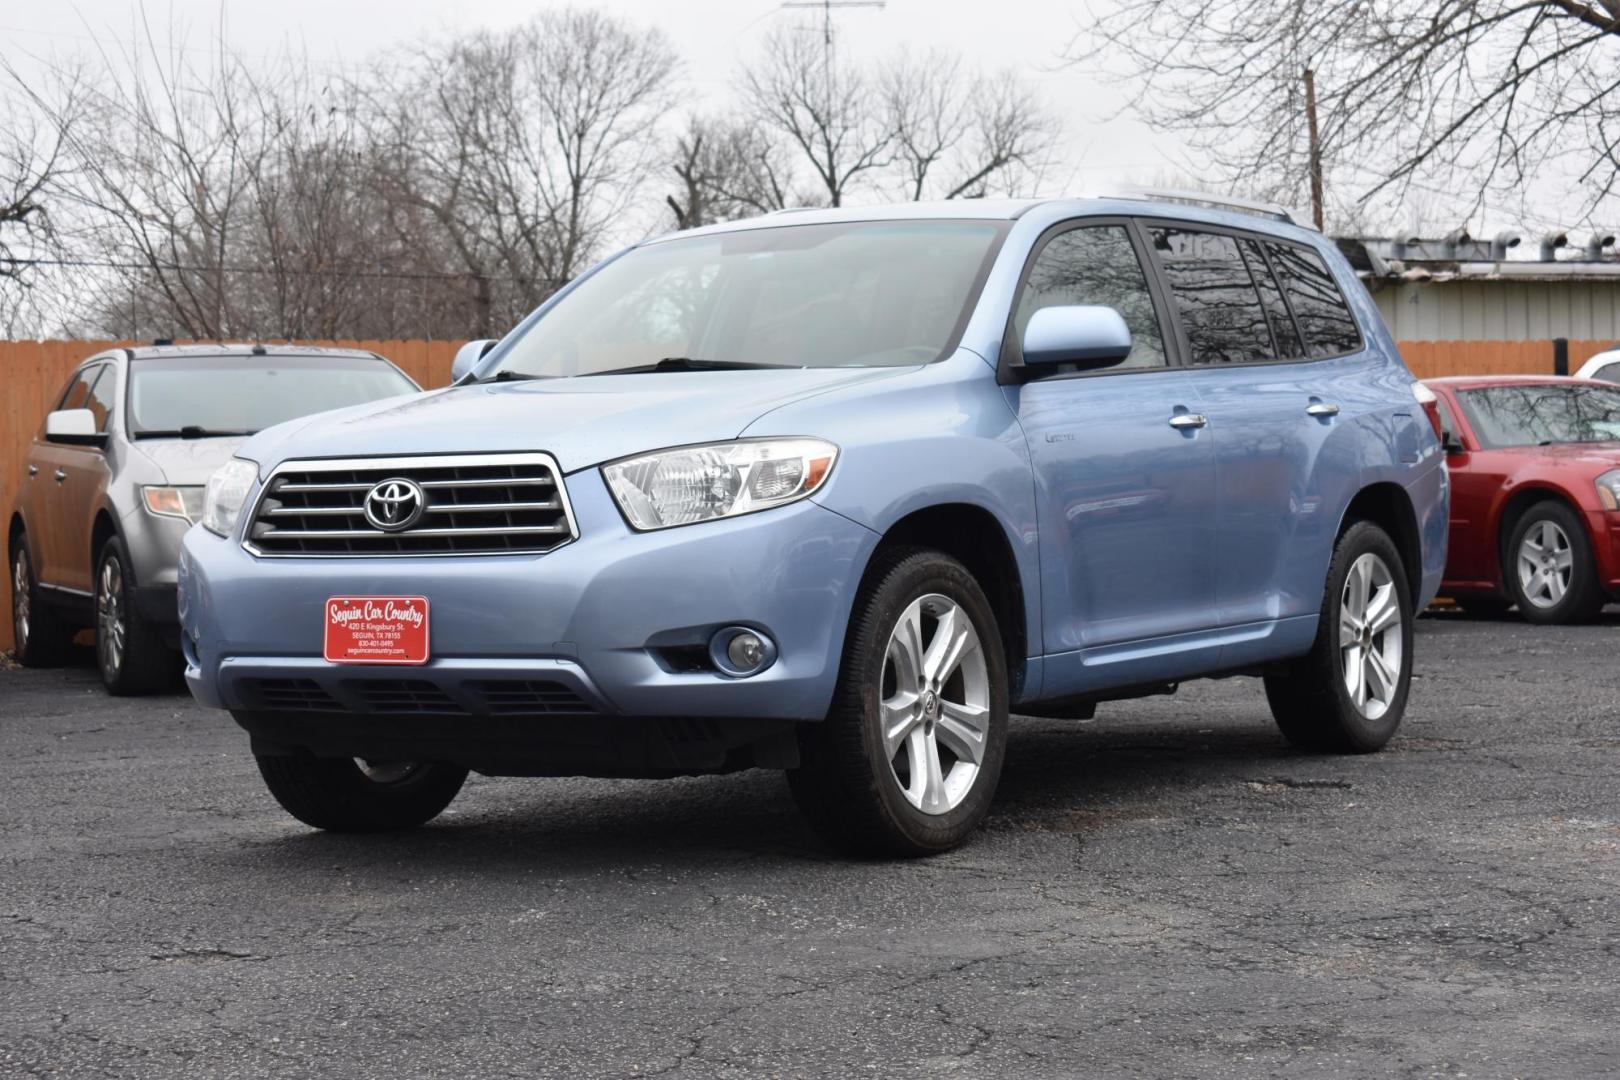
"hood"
131,436,249,484
238,367,914,473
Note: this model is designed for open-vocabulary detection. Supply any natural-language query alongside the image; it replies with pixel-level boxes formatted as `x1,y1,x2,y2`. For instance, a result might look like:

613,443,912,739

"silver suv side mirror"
1021,306,1133,370
44,407,105,447
451,339,497,384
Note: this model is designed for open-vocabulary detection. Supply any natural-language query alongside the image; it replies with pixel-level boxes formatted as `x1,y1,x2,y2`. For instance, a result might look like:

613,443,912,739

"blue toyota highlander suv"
180,195,1448,855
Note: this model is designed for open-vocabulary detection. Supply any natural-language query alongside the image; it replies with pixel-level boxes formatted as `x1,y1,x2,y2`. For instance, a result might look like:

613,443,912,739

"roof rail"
766,206,820,215
1107,186,1306,228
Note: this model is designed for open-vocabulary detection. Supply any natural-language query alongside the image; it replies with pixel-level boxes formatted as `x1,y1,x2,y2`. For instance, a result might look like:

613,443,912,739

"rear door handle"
27,464,38,477
1168,413,1208,430
1306,402,1340,418
54,468,67,483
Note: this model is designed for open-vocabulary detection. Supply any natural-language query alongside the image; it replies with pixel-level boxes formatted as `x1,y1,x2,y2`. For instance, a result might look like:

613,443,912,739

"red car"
1426,375,1620,623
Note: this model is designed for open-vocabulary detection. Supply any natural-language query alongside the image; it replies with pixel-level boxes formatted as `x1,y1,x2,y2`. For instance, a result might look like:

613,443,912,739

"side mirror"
451,339,497,384
44,408,105,447
1442,433,1466,455
1021,306,1133,370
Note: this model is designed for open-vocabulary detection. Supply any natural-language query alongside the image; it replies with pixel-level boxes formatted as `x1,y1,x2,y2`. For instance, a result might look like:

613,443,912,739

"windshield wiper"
581,357,790,377
482,370,544,382
134,426,255,440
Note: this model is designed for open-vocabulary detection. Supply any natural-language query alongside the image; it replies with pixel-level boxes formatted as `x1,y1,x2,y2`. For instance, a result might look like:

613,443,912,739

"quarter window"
85,367,117,432
1266,242,1362,358
56,365,102,411
1148,228,1273,365
1013,225,1167,371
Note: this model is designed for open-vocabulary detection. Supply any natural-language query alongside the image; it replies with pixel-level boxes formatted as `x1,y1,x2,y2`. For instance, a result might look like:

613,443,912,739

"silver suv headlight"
202,458,260,537
602,438,838,531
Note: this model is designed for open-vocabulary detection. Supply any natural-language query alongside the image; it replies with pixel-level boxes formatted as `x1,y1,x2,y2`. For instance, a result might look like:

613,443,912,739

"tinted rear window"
1148,227,1273,365
1266,243,1362,358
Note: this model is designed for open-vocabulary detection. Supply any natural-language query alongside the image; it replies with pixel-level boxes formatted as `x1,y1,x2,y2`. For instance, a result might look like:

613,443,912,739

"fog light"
728,633,764,669
710,626,777,677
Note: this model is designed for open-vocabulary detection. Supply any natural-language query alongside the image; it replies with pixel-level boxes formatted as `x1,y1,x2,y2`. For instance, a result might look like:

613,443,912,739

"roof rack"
1106,186,1306,228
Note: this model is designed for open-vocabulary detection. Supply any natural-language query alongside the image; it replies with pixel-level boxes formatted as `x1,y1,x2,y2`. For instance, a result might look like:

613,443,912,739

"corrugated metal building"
1339,231,1620,343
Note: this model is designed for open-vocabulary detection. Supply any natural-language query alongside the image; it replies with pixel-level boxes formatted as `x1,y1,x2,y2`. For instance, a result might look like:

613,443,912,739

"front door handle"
1306,402,1340,418
54,468,67,483
1168,413,1208,430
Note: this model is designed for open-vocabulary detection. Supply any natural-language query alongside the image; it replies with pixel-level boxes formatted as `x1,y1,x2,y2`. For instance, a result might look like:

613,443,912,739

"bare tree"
0,69,83,332
1071,1,1620,220
884,55,1056,201
738,27,891,208
369,9,675,334
665,116,803,228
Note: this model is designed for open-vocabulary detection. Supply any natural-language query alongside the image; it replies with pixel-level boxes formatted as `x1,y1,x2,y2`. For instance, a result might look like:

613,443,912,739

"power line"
9,256,557,285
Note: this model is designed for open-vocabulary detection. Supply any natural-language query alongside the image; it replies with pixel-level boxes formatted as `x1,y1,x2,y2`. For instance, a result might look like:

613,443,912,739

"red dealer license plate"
324,596,430,665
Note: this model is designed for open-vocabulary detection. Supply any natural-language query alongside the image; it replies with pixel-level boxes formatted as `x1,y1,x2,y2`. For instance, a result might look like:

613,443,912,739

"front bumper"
1586,509,1620,594
179,468,877,725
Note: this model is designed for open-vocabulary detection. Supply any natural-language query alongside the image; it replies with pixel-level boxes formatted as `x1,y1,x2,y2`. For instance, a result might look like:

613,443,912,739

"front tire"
1504,501,1605,624
788,547,1009,857
10,536,74,667
255,753,468,832
1265,521,1413,753
95,537,174,696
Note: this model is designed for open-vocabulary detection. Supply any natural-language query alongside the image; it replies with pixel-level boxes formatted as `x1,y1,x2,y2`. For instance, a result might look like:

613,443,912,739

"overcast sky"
2,0,1606,238
1,1,1199,192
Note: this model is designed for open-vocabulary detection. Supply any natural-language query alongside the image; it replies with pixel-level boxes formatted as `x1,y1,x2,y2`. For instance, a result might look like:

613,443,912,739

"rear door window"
1147,227,1274,365
1239,239,1303,359
1013,224,1169,371
1265,242,1362,358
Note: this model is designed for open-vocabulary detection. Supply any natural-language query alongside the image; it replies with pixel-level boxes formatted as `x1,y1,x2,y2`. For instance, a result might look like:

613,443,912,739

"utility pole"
780,0,886,49
1303,67,1325,231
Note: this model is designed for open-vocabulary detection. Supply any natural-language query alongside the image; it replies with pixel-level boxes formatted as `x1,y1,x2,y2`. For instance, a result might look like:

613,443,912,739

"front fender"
741,349,1042,692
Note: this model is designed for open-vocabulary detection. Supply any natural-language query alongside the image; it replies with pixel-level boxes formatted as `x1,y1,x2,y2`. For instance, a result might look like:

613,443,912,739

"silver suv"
8,344,419,693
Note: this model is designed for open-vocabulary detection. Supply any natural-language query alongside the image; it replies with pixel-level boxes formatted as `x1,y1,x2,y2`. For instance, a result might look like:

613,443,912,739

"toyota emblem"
363,478,426,532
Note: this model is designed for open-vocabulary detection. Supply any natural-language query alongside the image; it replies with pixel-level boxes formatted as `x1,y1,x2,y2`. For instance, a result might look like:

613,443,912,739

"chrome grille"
245,453,575,557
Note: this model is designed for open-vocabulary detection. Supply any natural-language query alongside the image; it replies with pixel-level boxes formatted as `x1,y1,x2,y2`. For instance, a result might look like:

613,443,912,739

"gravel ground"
2,610,1618,1079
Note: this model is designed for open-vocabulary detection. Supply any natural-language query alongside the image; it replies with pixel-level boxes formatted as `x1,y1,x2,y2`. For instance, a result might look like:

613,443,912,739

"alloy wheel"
12,549,30,650
1338,552,1403,721
1516,520,1574,609
97,555,126,676
880,594,990,815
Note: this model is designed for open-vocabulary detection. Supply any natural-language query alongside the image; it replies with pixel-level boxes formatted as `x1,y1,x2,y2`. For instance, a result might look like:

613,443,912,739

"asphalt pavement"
3,610,1618,1079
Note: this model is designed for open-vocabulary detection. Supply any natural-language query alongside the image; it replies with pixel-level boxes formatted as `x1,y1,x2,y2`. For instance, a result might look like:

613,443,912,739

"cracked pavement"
2,609,1618,1078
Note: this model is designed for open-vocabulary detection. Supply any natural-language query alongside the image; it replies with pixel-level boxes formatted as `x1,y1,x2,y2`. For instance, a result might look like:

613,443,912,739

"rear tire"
788,547,1009,857
255,752,468,832
1265,521,1413,753
1504,501,1605,625
10,535,74,667
95,537,175,696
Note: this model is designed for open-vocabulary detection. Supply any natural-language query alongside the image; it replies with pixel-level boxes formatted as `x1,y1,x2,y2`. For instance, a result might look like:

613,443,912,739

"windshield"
1458,383,1620,448
129,356,418,437
486,220,1007,379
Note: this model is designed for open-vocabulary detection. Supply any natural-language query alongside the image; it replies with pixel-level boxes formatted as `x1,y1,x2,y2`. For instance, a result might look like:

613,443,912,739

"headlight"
202,458,260,537
142,486,205,523
602,438,838,531
1597,469,1620,511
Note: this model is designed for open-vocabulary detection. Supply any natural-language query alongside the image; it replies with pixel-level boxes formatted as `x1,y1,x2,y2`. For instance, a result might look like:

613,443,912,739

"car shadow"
216,716,1320,878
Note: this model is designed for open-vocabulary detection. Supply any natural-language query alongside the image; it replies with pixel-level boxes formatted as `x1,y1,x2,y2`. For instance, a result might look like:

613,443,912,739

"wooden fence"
0,335,1614,652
